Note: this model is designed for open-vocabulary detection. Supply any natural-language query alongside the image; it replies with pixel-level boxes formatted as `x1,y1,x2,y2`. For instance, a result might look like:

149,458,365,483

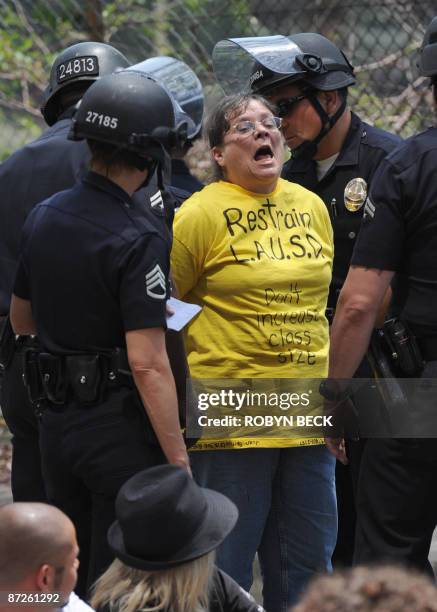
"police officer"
0,43,198,505
0,42,130,504
9,70,190,594
126,55,205,195
324,15,437,573
213,33,402,566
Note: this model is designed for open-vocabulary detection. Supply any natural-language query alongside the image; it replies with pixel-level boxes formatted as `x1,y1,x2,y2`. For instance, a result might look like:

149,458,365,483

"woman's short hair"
91,552,215,612
87,139,151,173
205,93,276,180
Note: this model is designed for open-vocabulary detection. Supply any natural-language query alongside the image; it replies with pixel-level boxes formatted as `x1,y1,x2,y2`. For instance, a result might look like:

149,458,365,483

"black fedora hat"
108,465,238,571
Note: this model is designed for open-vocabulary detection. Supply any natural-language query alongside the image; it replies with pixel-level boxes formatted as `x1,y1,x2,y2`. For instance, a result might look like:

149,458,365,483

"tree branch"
0,93,41,117
11,0,51,56
354,50,404,73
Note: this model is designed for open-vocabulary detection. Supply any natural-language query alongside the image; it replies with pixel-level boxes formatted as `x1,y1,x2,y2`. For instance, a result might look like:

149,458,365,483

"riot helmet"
126,56,204,142
41,41,129,126
418,16,437,78
213,34,355,160
213,34,354,95
68,70,188,173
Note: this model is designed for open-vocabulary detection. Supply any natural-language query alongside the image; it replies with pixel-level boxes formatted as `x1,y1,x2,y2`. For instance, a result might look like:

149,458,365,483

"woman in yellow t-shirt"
171,94,336,611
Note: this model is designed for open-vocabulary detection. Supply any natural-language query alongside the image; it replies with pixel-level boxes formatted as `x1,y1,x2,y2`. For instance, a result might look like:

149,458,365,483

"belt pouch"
383,318,423,376
38,353,66,404
22,349,46,403
65,354,103,404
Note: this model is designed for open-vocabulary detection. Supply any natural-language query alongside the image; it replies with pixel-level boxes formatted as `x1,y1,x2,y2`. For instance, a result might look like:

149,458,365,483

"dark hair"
87,139,153,173
205,93,276,180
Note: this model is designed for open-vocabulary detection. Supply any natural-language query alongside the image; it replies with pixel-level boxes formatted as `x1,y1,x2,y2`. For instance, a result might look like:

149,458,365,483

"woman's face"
212,99,285,194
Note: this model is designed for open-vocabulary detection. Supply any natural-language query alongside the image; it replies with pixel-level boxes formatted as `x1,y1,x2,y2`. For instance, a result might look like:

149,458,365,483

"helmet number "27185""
85,111,118,129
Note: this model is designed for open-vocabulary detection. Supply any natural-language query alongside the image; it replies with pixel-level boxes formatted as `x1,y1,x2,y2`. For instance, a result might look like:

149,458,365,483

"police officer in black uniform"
0,42,130,503
126,55,205,195
212,33,402,565
325,14,437,574
0,43,198,505
10,70,191,593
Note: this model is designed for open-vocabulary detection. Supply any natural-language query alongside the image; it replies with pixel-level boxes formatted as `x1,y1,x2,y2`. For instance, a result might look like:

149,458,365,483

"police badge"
344,178,367,212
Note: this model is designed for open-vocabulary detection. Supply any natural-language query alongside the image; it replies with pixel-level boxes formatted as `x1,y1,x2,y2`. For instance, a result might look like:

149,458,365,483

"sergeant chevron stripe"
363,197,375,219
145,264,166,299
150,190,164,210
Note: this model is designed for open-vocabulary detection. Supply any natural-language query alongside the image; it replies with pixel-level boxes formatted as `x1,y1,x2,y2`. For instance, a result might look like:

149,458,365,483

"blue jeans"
191,445,337,612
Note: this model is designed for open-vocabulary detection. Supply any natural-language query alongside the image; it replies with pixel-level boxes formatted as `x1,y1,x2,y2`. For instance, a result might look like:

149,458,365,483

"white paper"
166,297,202,331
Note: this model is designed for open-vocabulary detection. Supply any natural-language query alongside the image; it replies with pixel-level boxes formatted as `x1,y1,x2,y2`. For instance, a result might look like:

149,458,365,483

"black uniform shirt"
13,171,170,354
282,112,402,307
0,112,183,316
0,111,88,314
352,127,437,335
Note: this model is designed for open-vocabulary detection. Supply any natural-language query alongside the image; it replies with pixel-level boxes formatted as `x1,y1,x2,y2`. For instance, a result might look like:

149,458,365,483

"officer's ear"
319,90,339,115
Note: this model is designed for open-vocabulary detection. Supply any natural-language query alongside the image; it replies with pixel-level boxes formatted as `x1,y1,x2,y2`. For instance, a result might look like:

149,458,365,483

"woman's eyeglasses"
230,116,282,136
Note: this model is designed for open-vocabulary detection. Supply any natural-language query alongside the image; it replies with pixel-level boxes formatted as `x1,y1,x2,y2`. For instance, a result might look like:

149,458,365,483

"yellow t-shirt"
171,178,333,449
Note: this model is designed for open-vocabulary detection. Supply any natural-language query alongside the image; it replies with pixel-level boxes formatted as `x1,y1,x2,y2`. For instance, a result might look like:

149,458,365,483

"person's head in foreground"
0,503,79,609
206,93,285,194
292,565,437,612
91,465,238,612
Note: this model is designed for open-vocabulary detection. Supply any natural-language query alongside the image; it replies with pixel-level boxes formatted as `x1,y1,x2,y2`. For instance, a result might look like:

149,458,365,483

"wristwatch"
319,379,351,402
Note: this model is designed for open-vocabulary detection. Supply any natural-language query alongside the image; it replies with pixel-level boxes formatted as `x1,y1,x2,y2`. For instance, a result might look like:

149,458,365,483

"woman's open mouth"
254,145,274,162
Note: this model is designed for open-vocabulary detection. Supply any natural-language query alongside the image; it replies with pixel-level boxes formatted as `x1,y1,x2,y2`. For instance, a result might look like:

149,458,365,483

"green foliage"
0,0,435,161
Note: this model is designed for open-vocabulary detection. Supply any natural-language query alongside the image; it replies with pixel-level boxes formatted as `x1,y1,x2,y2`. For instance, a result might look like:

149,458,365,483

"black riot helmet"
41,41,129,126
68,71,188,170
213,34,355,160
258,33,355,94
213,34,355,96
418,16,437,78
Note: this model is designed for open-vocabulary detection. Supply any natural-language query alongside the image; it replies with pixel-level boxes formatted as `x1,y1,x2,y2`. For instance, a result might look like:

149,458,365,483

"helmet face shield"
213,36,307,94
213,34,355,95
127,56,203,139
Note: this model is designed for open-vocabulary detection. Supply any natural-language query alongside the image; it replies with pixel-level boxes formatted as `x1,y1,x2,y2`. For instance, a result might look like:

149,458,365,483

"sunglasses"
276,94,308,117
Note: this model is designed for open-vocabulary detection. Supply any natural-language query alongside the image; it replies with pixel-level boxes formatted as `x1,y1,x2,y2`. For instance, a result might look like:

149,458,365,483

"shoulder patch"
145,263,167,299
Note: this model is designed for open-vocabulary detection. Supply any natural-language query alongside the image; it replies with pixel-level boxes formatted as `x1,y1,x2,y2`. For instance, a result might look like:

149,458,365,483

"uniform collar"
171,159,191,175
82,171,135,207
57,106,77,121
284,112,364,176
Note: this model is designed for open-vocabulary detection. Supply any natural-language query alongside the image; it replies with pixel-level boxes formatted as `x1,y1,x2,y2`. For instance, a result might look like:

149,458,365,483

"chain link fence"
0,0,435,156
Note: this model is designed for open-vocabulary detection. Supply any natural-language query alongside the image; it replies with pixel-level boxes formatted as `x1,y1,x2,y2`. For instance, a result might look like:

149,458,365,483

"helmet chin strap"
291,92,347,161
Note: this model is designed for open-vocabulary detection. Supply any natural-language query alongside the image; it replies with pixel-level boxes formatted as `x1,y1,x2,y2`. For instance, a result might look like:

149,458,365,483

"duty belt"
22,348,133,406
